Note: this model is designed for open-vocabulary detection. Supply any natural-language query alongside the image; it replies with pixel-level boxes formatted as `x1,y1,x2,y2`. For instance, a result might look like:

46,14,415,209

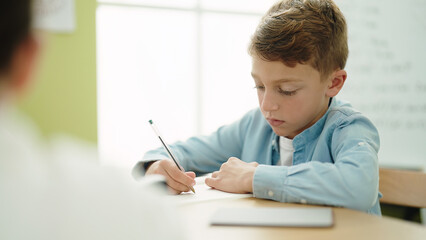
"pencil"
148,120,195,193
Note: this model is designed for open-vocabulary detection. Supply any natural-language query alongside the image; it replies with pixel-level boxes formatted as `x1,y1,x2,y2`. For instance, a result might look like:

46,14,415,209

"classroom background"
23,0,426,171
16,0,426,224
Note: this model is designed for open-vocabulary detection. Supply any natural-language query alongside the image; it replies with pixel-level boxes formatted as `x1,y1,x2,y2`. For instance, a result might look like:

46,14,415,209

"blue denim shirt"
142,98,381,215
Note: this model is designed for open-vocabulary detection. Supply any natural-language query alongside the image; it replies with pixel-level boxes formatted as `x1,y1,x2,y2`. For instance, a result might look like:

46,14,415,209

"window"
97,0,276,167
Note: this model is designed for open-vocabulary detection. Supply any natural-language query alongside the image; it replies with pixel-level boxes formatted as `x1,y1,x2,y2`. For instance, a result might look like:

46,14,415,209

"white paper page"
169,174,252,205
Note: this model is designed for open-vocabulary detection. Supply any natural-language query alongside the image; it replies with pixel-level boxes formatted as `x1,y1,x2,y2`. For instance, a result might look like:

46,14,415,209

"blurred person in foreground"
0,1,184,239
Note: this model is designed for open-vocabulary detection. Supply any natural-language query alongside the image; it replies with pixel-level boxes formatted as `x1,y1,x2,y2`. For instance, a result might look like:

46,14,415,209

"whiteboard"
336,0,426,169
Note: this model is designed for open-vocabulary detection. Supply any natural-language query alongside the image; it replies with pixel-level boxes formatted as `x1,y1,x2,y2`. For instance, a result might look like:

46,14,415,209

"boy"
136,0,381,215
0,1,184,239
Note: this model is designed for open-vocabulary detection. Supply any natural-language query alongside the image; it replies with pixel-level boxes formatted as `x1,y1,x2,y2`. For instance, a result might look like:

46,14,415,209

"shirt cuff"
252,165,289,202
131,160,159,180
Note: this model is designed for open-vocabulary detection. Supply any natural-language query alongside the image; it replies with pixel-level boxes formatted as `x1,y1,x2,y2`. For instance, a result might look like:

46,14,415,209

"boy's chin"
271,127,296,139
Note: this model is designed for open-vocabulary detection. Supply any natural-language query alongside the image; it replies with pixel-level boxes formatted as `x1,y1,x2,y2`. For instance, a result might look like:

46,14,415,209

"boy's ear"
325,69,347,97
9,34,40,94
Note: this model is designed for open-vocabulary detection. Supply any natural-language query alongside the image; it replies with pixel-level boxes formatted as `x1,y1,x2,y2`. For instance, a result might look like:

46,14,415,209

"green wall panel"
19,0,97,143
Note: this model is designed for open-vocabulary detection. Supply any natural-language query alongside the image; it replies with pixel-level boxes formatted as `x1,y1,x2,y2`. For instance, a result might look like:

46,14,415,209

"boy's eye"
254,85,265,91
278,88,297,96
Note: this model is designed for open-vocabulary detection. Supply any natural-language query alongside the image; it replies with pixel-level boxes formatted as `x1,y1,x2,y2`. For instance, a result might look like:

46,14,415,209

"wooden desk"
178,197,426,240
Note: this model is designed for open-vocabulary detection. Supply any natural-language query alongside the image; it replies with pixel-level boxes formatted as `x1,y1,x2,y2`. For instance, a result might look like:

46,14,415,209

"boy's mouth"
267,118,285,127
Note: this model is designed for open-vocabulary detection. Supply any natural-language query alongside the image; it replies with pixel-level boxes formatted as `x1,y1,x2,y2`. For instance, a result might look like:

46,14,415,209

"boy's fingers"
155,164,190,193
165,176,191,193
164,162,195,188
186,171,196,179
154,160,196,193
205,177,218,189
154,168,187,193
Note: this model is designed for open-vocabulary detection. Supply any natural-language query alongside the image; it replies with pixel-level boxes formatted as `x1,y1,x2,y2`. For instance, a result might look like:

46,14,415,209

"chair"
379,167,426,224
379,168,426,208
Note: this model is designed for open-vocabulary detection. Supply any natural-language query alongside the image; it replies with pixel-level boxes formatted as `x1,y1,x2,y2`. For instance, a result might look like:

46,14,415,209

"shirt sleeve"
141,110,256,175
252,113,380,212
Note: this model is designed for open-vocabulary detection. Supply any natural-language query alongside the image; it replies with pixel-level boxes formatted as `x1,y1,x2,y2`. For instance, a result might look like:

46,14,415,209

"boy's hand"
205,157,258,193
145,159,196,194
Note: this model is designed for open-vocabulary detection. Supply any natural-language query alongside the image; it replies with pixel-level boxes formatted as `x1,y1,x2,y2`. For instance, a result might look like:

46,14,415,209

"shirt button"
358,142,365,146
300,199,307,204
268,190,274,197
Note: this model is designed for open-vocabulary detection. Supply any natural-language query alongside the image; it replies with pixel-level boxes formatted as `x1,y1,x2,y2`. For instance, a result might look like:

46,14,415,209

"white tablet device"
210,207,334,228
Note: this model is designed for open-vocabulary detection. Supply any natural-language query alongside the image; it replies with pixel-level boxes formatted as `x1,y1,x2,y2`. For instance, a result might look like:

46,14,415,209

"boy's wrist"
245,163,259,193
131,160,159,180
144,160,157,172
246,172,254,193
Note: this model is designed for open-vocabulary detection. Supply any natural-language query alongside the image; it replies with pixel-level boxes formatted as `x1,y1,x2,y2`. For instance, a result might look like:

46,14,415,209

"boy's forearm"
252,158,379,212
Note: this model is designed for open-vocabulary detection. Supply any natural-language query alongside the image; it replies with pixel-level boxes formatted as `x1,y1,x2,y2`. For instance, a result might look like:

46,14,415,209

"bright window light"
97,2,266,167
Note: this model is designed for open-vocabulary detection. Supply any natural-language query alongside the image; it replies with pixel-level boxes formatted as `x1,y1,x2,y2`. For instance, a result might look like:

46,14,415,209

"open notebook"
169,174,252,204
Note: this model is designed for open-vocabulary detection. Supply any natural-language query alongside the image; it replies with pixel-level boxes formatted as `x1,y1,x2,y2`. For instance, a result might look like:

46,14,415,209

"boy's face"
251,56,332,139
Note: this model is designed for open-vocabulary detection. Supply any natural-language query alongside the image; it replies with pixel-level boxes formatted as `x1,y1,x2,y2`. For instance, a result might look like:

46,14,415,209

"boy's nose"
261,92,279,112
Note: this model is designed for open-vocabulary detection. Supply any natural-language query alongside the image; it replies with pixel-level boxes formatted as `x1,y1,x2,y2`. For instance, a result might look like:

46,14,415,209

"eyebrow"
251,73,303,83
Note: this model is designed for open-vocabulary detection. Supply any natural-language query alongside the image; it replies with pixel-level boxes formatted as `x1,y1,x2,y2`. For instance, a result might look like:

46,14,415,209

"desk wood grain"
178,197,426,240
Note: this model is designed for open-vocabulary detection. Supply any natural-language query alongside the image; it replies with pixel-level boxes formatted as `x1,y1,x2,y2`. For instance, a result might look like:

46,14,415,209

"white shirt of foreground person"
0,106,185,240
